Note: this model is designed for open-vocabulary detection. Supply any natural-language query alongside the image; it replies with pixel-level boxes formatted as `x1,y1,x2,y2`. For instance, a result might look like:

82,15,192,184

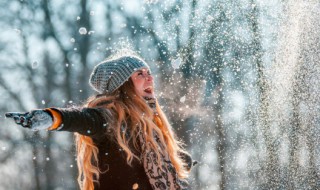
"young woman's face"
130,68,155,98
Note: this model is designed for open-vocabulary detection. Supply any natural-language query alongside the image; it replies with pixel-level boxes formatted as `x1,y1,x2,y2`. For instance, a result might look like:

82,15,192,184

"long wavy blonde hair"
75,78,189,190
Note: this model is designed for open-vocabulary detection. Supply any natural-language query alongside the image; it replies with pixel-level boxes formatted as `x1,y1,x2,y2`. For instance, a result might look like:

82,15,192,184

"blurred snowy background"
0,0,319,189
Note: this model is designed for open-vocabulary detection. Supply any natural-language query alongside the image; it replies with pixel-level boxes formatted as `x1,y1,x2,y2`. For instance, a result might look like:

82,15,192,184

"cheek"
132,77,144,91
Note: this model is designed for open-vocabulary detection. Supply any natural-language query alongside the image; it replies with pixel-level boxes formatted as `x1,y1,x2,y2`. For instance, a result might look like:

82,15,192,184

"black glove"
179,151,198,171
143,97,156,109
5,110,53,131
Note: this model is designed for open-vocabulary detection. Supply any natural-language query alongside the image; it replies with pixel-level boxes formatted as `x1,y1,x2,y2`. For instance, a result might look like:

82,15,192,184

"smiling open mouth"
144,87,153,94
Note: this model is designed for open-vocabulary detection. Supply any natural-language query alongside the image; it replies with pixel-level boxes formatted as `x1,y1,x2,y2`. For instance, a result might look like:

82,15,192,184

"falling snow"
1,0,319,190
79,27,87,35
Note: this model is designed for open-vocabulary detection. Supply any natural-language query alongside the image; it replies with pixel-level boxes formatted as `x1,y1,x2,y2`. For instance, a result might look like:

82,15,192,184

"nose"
146,74,153,81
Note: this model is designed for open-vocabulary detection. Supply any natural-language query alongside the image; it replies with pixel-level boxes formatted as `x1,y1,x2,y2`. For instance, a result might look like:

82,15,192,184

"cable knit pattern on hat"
89,56,150,93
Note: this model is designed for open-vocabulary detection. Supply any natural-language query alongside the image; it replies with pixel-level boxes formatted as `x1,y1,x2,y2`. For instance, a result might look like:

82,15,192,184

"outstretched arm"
6,107,113,139
46,107,113,138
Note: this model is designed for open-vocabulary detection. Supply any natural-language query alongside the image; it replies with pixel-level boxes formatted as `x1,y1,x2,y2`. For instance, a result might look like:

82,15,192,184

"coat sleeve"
45,107,114,140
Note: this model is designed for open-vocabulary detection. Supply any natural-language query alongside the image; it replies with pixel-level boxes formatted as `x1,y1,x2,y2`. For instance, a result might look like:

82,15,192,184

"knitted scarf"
141,97,188,190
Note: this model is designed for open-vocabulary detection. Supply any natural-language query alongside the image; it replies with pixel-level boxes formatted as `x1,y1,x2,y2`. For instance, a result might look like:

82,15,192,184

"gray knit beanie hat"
89,56,150,94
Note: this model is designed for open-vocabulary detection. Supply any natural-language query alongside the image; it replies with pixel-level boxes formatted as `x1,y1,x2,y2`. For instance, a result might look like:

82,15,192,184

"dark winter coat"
49,107,154,190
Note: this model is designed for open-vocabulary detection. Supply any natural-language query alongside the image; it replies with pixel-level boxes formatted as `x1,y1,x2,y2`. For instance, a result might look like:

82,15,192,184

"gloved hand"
5,110,53,131
144,96,156,109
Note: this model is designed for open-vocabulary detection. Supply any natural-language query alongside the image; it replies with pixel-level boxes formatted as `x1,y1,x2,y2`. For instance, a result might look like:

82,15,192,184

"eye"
137,72,143,76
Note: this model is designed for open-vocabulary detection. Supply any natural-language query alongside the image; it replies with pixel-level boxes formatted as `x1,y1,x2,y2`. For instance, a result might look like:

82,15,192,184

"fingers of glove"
13,116,23,124
11,113,27,123
11,112,32,128
6,110,52,130
22,117,32,128
12,115,31,128
21,116,28,126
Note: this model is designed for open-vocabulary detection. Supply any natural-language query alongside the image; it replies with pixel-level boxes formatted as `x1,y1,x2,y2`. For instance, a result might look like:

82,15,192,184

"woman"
6,54,195,190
